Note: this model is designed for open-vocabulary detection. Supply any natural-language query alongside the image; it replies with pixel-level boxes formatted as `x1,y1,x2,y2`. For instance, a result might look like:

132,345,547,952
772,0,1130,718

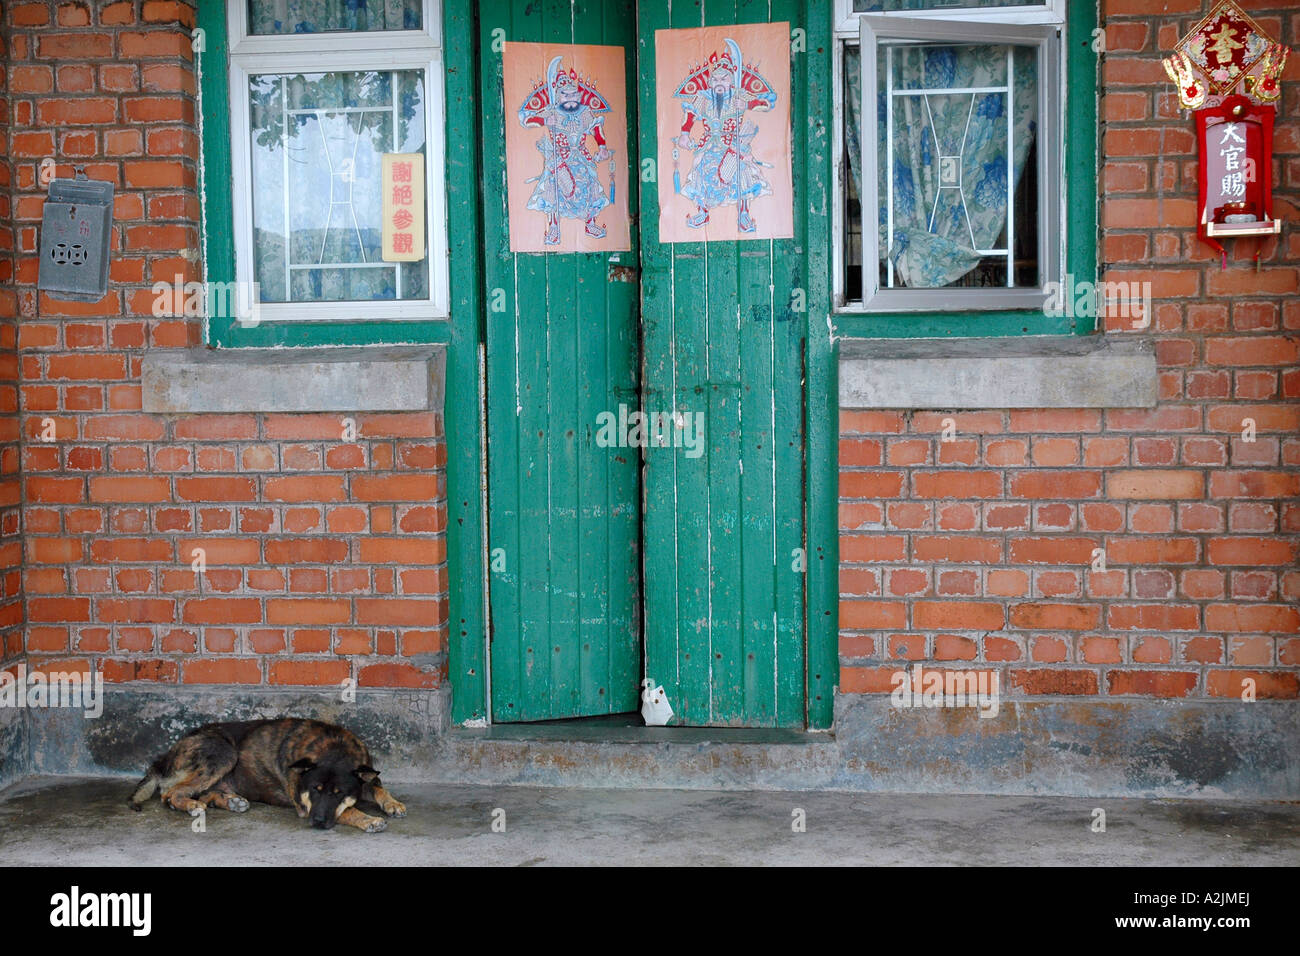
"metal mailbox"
37,172,114,301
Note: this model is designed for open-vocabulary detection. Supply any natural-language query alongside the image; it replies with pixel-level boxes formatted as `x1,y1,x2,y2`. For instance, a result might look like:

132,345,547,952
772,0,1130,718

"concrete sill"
142,346,446,414
839,335,1156,410
451,721,829,747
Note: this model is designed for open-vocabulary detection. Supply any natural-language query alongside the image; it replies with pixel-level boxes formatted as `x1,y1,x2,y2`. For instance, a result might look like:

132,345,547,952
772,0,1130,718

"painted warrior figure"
673,38,777,233
519,56,615,245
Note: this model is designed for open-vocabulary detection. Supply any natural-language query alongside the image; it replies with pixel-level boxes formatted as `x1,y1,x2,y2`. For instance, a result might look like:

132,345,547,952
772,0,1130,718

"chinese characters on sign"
655,22,793,243
502,42,631,253
382,153,425,262
1194,95,1278,253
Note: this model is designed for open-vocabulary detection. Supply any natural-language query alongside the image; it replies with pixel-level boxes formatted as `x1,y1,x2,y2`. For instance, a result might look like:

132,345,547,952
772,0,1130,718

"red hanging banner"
1194,95,1279,255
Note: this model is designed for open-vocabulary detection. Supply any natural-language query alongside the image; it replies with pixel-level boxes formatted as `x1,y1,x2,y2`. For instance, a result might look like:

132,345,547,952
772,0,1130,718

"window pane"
853,1,1038,11
249,69,429,303
873,41,1038,290
247,0,422,35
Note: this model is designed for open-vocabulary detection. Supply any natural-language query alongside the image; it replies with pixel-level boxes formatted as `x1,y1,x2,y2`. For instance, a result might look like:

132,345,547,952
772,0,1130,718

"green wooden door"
484,0,805,727
636,0,806,728
483,0,642,721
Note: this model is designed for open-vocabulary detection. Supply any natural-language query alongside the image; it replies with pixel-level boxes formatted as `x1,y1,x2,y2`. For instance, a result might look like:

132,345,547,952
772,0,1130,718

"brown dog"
127,718,405,832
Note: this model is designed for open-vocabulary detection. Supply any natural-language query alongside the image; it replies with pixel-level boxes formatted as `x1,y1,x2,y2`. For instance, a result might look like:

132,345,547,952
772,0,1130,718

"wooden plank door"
637,0,806,727
483,0,641,721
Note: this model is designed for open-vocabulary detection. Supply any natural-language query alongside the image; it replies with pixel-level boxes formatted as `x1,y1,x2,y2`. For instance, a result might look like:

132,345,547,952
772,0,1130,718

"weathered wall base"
832,695,1300,799
12,685,1298,799
0,706,28,792
24,685,451,783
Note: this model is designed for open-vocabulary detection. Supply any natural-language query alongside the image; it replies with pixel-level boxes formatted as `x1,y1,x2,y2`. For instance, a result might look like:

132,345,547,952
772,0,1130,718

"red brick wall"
838,1,1300,703
0,11,24,667
4,1,448,689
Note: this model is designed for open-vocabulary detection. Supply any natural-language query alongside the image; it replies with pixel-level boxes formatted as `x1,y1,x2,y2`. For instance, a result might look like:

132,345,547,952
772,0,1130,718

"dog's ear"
354,765,380,783
289,758,316,773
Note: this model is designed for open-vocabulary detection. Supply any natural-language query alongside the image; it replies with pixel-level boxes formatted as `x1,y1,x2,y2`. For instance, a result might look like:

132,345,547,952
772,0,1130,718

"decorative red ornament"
1194,95,1279,254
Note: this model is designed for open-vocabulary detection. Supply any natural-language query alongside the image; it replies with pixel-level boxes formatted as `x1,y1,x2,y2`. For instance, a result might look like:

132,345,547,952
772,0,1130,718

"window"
834,1,1069,315
223,0,448,327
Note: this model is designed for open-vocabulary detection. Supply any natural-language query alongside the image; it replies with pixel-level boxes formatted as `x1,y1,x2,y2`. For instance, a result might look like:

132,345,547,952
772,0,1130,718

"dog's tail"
126,756,167,811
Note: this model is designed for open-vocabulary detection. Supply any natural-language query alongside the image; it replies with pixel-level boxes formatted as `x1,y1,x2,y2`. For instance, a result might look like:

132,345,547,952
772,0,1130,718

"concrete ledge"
24,685,451,783
832,694,1300,799
15,684,1300,798
839,335,1156,409
142,346,446,414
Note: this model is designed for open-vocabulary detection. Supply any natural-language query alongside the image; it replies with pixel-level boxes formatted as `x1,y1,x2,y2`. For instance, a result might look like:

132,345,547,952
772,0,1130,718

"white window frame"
226,0,448,322
833,2,1065,313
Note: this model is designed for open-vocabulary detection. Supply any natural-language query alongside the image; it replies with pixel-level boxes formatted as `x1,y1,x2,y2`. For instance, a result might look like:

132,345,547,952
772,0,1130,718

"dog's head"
289,755,380,830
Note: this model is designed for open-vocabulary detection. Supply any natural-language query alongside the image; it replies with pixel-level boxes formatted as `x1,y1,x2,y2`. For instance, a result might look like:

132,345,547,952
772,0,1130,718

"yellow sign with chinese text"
381,153,425,262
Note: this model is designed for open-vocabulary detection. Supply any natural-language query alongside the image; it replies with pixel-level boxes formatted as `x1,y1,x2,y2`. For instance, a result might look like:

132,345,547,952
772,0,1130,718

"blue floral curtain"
853,1,1038,10
846,41,1037,288
248,0,422,34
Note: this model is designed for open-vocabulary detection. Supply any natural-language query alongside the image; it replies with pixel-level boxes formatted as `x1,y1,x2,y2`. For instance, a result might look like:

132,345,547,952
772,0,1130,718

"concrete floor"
1,775,1297,865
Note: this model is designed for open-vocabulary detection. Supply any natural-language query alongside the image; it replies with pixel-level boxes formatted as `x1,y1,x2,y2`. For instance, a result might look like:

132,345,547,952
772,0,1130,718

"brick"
1107,469,1203,499
1108,604,1200,631
350,598,435,628
1007,537,1097,565
1009,669,1098,695
175,477,257,501
1205,604,1299,634
912,602,1003,631
263,538,349,565
264,476,347,502
183,659,261,684
358,663,437,688
1206,670,1298,700
1009,471,1101,499
97,598,175,624
357,537,444,564
1107,671,1198,698
28,598,92,623
266,599,351,626
913,471,1001,499
1210,471,1300,499
840,535,905,563
840,601,906,630
269,660,351,686
839,472,905,498
1010,603,1100,630
1207,537,1295,566
39,34,113,58
89,476,170,502
911,535,1001,564
351,474,440,502
182,598,262,625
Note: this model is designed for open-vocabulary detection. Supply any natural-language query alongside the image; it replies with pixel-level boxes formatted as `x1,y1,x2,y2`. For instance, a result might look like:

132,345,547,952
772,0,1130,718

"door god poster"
503,42,631,253
655,22,793,243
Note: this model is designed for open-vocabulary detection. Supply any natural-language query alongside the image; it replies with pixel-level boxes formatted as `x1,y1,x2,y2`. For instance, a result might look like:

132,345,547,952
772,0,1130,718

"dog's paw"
226,796,250,813
382,799,406,818
363,816,388,833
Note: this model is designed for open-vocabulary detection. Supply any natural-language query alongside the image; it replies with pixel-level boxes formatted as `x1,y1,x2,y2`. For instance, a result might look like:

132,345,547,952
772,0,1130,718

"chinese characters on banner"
382,153,426,262
1195,95,1277,254
655,22,793,243
502,42,631,253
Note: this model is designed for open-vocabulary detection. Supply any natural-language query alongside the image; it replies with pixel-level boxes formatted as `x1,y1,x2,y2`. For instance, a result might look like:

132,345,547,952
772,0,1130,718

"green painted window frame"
834,0,1098,338
195,0,452,348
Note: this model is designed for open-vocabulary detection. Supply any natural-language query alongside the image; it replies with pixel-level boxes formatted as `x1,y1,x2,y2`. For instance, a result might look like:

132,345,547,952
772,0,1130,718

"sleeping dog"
128,718,405,832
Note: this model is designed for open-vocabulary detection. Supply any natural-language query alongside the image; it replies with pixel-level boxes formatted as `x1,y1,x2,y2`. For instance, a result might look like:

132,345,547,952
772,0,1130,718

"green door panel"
637,0,806,727
484,0,641,722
